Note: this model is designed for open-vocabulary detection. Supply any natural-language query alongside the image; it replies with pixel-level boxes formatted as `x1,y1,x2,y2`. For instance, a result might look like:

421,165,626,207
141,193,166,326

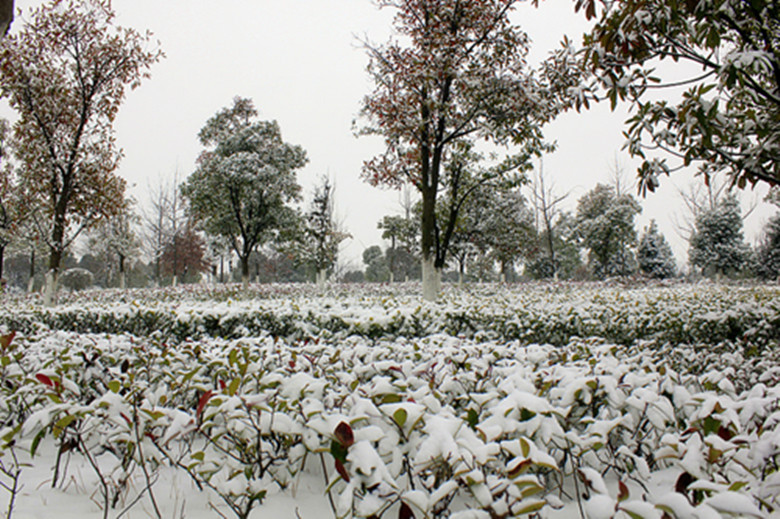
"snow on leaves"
0,283,778,517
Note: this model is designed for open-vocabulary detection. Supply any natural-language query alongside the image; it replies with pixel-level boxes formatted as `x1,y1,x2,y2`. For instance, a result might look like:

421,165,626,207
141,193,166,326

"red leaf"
335,458,350,482
0,331,16,351
35,373,55,388
219,379,226,391
197,390,214,419
399,502,415,519
120,413,132,426
334,421,355,448
618,481,629,502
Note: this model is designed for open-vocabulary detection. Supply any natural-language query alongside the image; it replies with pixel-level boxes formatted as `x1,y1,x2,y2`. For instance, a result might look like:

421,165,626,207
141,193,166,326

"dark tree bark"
0,0,13,37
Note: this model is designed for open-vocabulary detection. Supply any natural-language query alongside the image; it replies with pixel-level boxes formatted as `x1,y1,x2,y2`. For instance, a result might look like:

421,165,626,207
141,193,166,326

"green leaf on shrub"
30,429,46,457
380,394,402,404
53,415,78,438
466,408,479,429
228,377,241,396
520,437,531,458
703,416,721,436
108,380,121,394
191,451,205,462
513,500,546,515
2,424,21,444
393,408,408,428
330,439,348,463
519,408,536,422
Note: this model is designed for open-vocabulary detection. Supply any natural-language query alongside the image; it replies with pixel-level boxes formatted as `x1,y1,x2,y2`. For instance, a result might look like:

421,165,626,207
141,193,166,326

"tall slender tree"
304,175,349,285
358,0,586,300
0,0,161,304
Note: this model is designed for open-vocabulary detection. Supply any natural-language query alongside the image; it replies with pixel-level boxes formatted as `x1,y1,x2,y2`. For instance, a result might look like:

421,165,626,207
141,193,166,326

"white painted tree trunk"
421,257,441,302
316,269,327,287
43,270,58,307
119,272,126,290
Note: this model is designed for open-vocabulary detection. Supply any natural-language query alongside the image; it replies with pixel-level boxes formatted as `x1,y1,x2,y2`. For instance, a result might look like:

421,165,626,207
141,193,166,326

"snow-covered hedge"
1,282,778,348
0,282,778,518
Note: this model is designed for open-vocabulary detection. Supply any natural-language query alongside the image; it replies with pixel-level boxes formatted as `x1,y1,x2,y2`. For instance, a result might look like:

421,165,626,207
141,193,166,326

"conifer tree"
637,220,676,279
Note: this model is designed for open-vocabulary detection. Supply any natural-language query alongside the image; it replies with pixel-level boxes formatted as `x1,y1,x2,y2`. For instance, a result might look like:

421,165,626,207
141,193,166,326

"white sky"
4,0,776,270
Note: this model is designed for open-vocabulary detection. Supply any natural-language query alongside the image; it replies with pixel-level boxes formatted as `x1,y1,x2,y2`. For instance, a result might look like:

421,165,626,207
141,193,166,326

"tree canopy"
182,97,306,287
0,0,161,304
358,0,585,299
575,0,780,192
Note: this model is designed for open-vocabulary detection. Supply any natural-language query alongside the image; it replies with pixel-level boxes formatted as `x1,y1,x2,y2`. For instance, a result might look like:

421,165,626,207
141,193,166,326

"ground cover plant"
0,281,778,518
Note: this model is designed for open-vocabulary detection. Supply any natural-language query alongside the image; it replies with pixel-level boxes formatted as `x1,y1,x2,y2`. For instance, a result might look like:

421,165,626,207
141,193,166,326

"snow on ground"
1,281,778,518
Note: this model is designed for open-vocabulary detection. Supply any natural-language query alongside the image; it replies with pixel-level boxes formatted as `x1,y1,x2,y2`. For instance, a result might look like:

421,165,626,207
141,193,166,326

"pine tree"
755,214,780,280
689,195,749,278
637,220,676,279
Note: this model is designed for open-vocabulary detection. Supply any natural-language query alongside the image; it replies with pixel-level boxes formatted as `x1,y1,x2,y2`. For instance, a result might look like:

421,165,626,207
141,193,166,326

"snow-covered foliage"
637,221,676,279
689,196,750,278
575,184,641,279
181,97,306,286
1,282,779,518
755,213,780,281
577,0,780,190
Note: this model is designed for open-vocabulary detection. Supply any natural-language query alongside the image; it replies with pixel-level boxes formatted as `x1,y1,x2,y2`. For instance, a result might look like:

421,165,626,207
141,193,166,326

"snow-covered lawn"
1,282,778,518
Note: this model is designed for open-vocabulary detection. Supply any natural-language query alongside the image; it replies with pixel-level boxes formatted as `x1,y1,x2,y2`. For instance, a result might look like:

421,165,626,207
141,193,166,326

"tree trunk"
316,269,327,287
240,254,250,289
43,242,63,306
27,248,35,293
0,244,5,284
420,182,440,301
422,257,441,302
43,252,61,307
0,0,13,37
118,254,126,290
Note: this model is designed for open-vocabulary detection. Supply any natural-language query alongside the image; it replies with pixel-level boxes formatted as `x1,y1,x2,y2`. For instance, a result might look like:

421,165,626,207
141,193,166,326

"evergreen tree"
304,176,348,285
362,245,390,282
637,220,676,279
575,184,641,279
689,195,749,278
755,214,780,280
182,97,306,288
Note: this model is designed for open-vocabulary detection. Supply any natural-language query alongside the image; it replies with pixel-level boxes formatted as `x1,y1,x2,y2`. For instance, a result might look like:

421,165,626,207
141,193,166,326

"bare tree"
141,173,187,286
674,175,758,243
530,158,569,280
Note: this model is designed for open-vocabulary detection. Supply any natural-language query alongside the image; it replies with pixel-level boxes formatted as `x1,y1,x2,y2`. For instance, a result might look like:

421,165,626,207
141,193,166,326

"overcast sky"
4,1,776,269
